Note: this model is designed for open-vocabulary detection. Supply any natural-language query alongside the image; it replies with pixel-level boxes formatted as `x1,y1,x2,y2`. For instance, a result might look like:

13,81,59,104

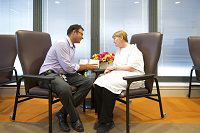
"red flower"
92,52,115,64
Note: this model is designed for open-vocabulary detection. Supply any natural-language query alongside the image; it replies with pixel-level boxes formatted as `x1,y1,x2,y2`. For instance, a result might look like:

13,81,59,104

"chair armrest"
123,74,155,84
0,67,15,73
192,66,200,70
93,69,105,79
93,69,105,74
21,75,55,81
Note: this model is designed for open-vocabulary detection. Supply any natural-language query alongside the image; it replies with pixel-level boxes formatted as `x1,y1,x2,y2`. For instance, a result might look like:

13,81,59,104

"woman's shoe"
94,120,101,130
96,121,115,133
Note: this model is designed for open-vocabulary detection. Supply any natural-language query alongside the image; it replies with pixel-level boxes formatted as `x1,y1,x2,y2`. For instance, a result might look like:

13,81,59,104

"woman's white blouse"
94,44,145,94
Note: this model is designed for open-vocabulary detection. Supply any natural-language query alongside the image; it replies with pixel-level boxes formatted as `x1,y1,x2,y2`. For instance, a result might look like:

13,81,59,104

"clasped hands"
104,66,116,74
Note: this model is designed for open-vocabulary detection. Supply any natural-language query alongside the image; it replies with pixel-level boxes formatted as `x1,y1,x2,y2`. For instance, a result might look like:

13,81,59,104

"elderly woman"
93,30,145,133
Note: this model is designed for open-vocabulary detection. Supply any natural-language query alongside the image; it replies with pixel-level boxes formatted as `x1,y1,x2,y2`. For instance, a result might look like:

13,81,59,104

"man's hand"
79,64,98,71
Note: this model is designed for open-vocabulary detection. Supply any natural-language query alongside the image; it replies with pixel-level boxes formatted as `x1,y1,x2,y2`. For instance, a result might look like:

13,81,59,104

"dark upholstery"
187,36,200,97
29,85,77,97
118,32,162,98
188,36,200,80
16,30,53,93
0,35,17,86
119,88,148,98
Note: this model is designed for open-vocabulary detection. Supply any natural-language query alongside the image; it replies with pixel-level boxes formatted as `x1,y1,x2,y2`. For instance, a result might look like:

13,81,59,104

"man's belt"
40,70,56,76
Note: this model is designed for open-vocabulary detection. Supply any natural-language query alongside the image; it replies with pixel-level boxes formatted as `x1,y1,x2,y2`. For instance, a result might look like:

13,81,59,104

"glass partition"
158,0,200,76
0,0,33,75
100,0,149,53
42,0,91,63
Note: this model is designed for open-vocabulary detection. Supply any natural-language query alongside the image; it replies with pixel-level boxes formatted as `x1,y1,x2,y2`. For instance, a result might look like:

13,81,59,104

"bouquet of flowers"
92,52,115,64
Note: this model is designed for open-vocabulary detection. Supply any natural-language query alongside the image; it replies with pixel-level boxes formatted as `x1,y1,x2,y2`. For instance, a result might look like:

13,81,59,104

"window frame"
33,0,191,82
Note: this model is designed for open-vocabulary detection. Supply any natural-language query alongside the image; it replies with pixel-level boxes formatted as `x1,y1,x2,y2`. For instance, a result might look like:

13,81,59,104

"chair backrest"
16,30,52,92
0,35,17,82
130,32,163,92
188,36,200,80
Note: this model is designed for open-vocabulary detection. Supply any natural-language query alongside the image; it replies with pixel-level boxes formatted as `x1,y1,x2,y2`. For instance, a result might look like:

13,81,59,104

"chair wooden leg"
126,84,130,133
126,98,130,133
155,78,165,118
11,93,19,121
49,101,52,133
188,68,193,98
11,76,20,121
11,83,21,121
49,91,53,133
157,93,164,118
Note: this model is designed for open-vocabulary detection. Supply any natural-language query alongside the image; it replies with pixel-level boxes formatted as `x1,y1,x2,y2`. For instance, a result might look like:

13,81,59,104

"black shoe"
71,119,84,132
54,112,70,132
96,122,115,133
94,120,101,130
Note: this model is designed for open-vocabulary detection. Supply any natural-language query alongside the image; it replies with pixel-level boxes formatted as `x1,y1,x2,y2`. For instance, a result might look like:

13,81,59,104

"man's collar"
66,36,75,48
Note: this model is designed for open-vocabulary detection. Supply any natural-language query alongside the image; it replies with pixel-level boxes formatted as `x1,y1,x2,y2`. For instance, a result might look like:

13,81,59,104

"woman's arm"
106,65,135,72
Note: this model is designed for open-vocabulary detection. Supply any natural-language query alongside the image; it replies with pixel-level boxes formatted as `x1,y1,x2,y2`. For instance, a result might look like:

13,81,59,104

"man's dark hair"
67,24,84,35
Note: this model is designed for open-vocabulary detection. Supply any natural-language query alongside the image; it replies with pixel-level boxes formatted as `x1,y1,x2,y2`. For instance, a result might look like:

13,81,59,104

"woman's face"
113,36,123,48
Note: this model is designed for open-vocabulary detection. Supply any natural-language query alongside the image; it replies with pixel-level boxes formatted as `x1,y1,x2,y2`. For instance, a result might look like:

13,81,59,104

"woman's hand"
106,65,136,72
104,69,110,74
104,66,116,74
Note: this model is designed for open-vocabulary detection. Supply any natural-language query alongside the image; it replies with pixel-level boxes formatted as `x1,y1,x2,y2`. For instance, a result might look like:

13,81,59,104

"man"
39,24,97,132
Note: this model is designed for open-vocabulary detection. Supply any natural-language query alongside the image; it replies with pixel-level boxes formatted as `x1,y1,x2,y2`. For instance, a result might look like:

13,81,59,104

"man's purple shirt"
39,36,80,74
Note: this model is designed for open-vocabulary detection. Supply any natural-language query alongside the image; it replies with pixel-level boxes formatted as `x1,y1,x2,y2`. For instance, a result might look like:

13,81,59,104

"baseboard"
0,86,25,96
152,82,200,97
1,82,200,97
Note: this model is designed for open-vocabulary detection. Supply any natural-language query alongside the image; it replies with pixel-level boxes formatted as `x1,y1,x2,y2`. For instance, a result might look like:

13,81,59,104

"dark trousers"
39,72,93,123
94,84,116,123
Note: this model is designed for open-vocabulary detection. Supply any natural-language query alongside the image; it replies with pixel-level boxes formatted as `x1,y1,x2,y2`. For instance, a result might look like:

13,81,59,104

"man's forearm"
78,64,98,71
78,65,88,71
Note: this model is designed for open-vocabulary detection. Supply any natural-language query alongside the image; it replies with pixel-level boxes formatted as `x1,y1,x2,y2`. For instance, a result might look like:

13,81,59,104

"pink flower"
92,52,115,63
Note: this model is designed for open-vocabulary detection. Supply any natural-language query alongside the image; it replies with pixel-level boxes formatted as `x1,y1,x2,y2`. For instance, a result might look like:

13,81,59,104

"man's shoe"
94,120,101,130
54,112,70,132
71,119,84,132
96,121,115,133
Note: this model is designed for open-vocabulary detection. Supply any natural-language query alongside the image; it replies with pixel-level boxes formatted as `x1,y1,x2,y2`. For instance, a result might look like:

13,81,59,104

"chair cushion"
29,85,77,97
197,77,200,82
118,88,149,98
0,78,10,84
0,78,16,86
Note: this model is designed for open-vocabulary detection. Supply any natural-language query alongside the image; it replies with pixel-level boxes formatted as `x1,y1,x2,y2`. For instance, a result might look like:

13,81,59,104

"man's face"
74,29,83,43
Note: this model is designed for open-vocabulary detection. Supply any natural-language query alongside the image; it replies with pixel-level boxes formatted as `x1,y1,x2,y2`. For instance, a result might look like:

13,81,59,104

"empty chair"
0,35,18,87
188,36,200,98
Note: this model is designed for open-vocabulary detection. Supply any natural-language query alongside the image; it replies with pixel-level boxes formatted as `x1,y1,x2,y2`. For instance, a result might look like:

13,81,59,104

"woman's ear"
120,36,123,40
